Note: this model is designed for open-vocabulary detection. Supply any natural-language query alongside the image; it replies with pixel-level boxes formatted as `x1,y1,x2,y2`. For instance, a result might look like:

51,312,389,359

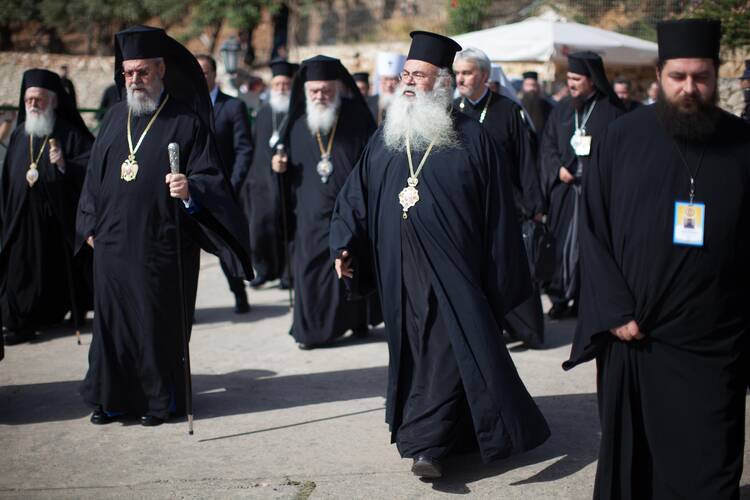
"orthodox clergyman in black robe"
540,52,624,319
76,26,253,426
331,31,549,479
244,58,297,289
1,69,94,345
454,47,546,348
565,19,749,499
273,56,376,349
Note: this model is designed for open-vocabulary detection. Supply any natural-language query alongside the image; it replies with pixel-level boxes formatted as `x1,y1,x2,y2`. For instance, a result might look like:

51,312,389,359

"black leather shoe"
352,326,369,338
90,409,117,425
249,275,267,289
140,415,164,427
296,342,313,351
411,455,443,478
547,303,569,320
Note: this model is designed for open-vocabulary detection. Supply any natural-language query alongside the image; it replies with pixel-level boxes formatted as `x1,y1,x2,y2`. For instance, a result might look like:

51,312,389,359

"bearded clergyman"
565,19,749,499
1,69,94,346
272,55,376,349
244,58,297,289
76,26,253,427
330,31,549,479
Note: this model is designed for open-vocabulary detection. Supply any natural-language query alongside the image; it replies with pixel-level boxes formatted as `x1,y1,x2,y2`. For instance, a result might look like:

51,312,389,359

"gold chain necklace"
398,132,436,219
26,134,49,187
459,91,492,124
314,114,339,183
121,94,170,182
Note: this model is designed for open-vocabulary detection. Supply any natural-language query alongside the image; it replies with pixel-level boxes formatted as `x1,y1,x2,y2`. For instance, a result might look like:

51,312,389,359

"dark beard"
655,88,720,143
572,91,596,111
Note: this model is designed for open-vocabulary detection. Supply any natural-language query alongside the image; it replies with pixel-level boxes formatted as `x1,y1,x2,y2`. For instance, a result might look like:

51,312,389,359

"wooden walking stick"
275,144,293,309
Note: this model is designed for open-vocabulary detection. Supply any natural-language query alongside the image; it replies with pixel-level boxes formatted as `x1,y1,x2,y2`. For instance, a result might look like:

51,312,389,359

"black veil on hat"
352,72,370,84
567,51,623,109
657,19,721,62
17,68,92,140
114,25,213,131
281,55,375,144
407,31,461,70
270,58,299,78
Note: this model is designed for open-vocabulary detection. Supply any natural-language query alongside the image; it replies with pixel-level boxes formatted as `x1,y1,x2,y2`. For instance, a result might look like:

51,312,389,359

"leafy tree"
685,0,750,51
447,0,494,35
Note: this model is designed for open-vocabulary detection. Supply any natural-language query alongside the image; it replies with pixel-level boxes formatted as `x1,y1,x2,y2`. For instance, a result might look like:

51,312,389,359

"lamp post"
220,36,241,74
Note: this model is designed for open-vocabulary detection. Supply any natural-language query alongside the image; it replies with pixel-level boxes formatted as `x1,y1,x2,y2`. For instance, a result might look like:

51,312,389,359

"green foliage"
686,0,750,51
447,0,494,35
0,0,41,26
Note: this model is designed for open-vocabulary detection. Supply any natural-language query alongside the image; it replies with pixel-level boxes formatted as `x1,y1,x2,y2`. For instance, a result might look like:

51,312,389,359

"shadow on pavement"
194,304,290,324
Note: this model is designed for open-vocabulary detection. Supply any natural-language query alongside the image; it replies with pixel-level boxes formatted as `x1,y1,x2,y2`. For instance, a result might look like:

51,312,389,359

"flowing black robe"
540,93,623,304
286,99,375,346
244,104,288,282
76,97,253,418
565,106,750,499
330,113,550,463
0,118,93,333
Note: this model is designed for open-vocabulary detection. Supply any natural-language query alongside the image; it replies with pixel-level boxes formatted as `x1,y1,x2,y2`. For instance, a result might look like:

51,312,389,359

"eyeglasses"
398,70,436,83
122,68,151,80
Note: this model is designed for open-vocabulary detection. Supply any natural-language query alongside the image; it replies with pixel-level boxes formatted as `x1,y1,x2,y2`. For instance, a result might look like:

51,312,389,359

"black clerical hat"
114,25,213,131
352,72,370,84
407,31,462,69
522,71,538,81
657,19,721,62
567,51,623,109
17,68,91,139
270,58,298,78
281,55,375,148
740,59,750,80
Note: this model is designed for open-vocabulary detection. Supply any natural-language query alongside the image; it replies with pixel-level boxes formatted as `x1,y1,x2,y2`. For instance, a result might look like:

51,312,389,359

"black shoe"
352,326,369,338
233,292,250,314
3,330,34,345
297,342,314,351
547,303,569,320
140,415,164,427
90,409,117,425
411,455,443,479
249,275,267,289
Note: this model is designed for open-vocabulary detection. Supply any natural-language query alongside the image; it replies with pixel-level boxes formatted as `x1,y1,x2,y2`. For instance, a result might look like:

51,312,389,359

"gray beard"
382,83,459,153
24,108,55,138
127,83,163,116
269,91,290,114
306,94,341,135
378,92,394,110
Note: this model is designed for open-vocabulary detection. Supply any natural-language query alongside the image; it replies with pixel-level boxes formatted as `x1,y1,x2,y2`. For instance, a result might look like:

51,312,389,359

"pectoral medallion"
121,155,139,182
26,163,39,187
398,177,420,219
317,153,333,183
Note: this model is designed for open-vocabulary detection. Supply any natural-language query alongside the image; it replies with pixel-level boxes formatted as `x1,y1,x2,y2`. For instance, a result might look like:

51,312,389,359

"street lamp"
220,36,241,74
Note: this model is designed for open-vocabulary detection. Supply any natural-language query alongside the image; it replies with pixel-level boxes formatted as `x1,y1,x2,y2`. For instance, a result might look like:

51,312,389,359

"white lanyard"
574,99,597,135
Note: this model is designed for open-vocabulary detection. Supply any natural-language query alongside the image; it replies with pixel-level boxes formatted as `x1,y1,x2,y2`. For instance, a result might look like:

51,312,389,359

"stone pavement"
1,254,748,499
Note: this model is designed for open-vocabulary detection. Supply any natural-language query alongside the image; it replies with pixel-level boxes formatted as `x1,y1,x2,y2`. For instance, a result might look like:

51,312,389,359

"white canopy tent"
453,14,658,67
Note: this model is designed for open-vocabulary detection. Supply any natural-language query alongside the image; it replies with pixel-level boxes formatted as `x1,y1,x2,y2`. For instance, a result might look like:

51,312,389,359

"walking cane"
275,144,293,310
168,143,194,435
48,138,82,345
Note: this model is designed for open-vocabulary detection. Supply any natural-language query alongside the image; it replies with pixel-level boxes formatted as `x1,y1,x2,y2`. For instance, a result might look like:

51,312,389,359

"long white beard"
383,82,458,153
378,92,394,111
24,107,55,138
269,91,290,114
126,82,163,116
306,93,341,135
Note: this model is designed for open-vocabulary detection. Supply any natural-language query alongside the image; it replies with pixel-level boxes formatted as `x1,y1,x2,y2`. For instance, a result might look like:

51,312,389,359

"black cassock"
540,94,623,305
565,107,750,499
244,104,288,282
286,99,375,346
455,91,546,346
330,113,549,462
1,119,93,333
77,97,253,418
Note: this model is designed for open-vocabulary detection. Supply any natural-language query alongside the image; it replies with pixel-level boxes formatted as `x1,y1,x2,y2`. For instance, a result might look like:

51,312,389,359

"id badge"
673,201,705,247
570,133,592,156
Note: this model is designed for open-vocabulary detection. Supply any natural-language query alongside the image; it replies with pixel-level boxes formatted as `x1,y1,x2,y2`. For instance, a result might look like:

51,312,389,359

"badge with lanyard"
672,144,706,247
570,99,596,157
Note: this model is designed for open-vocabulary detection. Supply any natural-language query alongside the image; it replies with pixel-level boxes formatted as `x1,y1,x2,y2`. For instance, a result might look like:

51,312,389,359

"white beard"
306,93,341,135
126,81,163,116
269,90,290,114
383,81,459,153
378,92,394,111
24,107,55,138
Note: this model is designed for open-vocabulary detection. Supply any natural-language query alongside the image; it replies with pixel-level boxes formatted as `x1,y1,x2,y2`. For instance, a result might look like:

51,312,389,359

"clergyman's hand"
272,152,288,174
86,236,94,249
559,166,575,184
610,320,644,342
335,250,353,279
165,173,189,200
49,140,65,170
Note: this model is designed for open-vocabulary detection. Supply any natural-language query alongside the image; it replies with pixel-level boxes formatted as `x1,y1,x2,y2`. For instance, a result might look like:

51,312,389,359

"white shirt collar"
210,86,219,105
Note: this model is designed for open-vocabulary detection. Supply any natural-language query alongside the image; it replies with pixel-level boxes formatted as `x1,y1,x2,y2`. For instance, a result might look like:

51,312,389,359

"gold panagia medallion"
398,177,420,219
121,155,139,182
26,163,39,187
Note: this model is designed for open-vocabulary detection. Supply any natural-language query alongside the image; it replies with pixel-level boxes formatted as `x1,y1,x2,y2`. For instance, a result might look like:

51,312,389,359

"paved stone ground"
1,254,748,499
